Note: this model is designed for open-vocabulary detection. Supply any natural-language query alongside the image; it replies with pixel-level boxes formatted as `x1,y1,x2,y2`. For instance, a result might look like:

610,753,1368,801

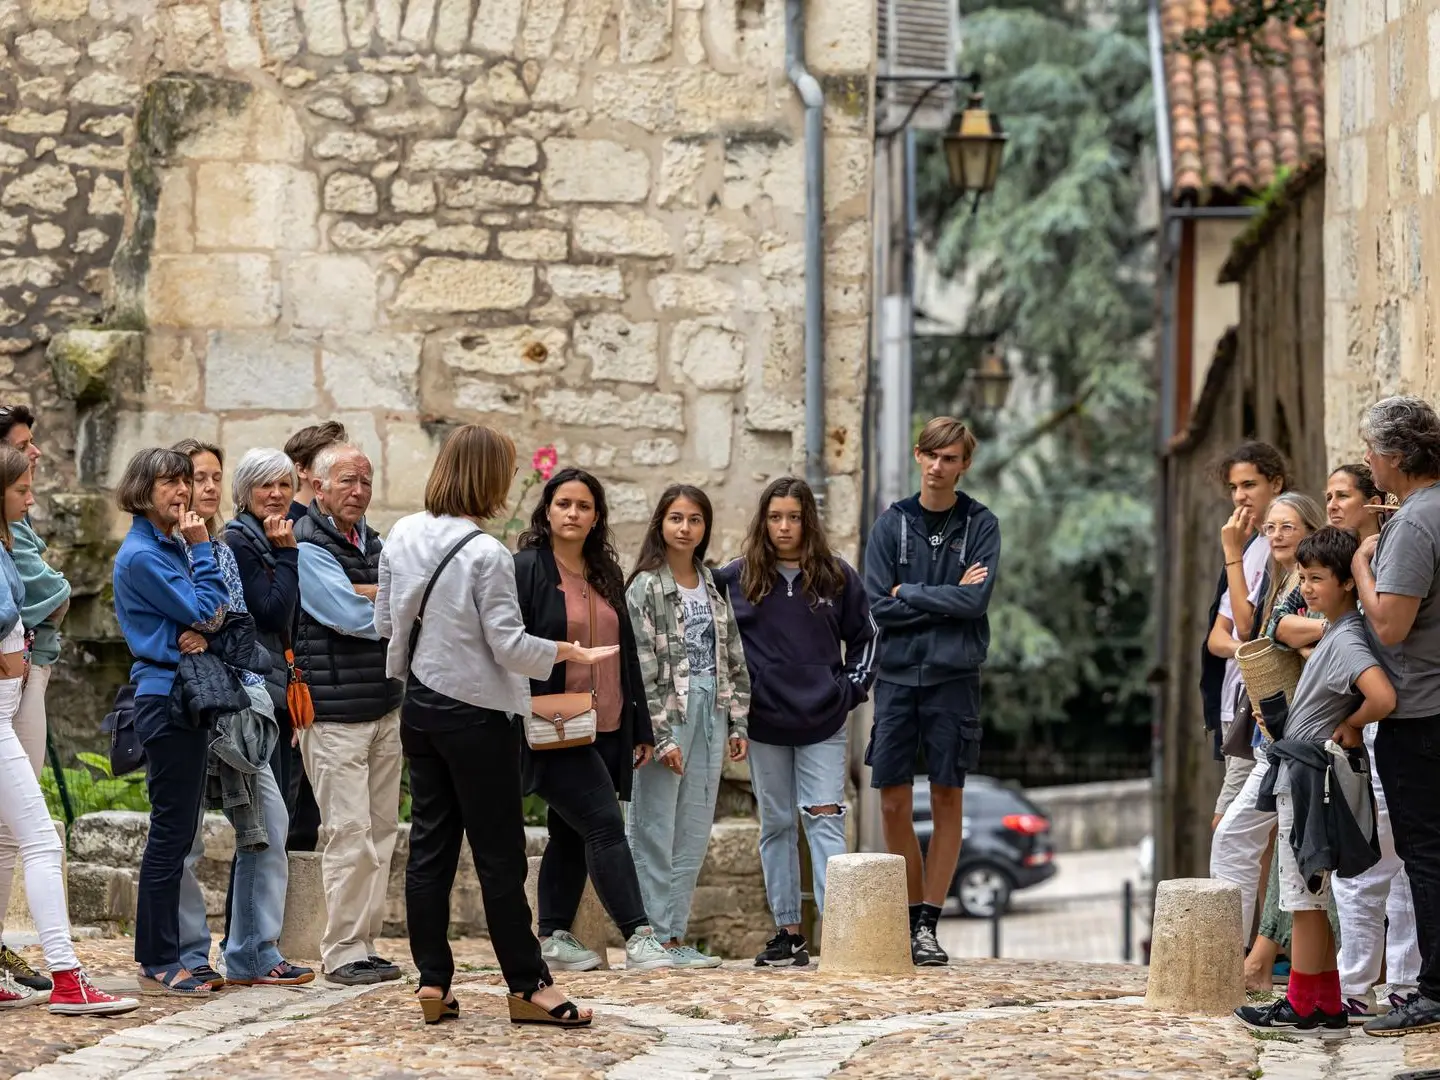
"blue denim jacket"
0,545,24,640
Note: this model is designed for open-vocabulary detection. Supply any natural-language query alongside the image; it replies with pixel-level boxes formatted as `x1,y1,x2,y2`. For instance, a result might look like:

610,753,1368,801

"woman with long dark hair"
717,477,876,967
513,468,673,972
624,484,750,968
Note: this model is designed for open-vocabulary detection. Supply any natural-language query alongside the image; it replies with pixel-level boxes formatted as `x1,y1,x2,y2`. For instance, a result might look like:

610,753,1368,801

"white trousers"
1334,725,1421,1001
0,662,48,933
1210,746,1276,940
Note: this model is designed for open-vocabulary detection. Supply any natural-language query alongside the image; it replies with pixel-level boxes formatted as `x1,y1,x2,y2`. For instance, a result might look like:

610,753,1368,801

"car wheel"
954,863,1014,919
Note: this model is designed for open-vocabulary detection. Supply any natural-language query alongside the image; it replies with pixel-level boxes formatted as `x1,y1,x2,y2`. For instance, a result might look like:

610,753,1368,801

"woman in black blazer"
513,468,673,972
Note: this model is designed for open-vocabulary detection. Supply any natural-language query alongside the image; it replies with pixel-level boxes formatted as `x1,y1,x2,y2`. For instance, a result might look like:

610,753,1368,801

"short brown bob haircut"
284,421,348,470
425,424,516,521
915,416,978,465
116,448,194,516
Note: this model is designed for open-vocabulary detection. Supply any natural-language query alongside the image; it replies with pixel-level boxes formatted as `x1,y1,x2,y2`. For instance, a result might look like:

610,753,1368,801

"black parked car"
913,774,1057,917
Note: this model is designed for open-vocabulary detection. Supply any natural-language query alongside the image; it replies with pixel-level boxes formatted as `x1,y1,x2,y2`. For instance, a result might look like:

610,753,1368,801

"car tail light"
1023,851,1053,867
1002,813,1049,835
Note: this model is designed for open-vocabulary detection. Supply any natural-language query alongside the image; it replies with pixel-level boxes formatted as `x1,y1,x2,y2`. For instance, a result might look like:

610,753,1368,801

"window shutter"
877,0,960,131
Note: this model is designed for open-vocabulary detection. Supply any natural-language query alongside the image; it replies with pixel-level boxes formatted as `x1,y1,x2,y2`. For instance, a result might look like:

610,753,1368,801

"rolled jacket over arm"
11,520,70,666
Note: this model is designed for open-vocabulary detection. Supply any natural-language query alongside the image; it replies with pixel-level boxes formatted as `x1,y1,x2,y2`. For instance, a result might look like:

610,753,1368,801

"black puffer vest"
294,505,402,723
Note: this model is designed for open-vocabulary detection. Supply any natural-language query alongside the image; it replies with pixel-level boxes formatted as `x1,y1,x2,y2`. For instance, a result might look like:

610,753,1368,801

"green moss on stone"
47,330,143,406
822,74,870,119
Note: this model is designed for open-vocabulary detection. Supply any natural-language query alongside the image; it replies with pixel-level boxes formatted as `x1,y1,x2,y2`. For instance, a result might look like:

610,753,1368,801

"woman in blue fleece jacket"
717,477,877,968
112,447,229,995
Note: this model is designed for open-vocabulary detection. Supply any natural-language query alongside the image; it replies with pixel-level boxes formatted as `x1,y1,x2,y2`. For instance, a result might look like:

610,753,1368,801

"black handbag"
101,681,144,775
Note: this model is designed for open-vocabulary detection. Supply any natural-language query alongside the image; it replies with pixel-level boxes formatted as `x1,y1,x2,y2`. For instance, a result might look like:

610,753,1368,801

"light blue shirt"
298,537,381,641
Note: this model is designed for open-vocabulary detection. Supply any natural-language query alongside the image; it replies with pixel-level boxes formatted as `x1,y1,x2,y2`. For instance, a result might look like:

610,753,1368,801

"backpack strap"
407,530,485,667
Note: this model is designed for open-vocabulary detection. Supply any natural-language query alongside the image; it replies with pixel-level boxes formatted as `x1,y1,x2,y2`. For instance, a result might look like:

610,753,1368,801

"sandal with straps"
507,988,591,1027
138,965,215,996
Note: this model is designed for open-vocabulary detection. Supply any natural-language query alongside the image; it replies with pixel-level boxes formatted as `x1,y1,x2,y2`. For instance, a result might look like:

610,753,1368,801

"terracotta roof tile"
1160,0,1323,204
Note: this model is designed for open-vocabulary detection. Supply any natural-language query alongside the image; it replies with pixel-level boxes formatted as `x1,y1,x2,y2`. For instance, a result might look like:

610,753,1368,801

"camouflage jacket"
625,562,751,756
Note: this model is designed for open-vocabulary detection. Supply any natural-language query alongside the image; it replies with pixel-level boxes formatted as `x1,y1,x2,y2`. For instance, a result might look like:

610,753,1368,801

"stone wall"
1323,0,1437,463
0,0,875,749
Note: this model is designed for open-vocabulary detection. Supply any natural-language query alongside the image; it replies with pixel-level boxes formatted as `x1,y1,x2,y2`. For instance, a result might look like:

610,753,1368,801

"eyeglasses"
1261,522,1300,537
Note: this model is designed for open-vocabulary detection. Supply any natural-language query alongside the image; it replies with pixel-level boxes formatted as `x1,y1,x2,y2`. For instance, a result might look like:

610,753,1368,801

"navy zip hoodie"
863,491,1000,686
715,557,878,746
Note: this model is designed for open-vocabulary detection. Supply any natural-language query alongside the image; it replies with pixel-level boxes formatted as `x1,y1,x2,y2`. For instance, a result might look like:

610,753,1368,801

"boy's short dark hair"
284,421,348,470
1216,440,1290,489
1295,526,1360,584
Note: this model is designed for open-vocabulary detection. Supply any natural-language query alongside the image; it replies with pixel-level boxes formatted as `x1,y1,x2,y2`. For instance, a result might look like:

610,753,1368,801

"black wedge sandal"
507,988,591,1027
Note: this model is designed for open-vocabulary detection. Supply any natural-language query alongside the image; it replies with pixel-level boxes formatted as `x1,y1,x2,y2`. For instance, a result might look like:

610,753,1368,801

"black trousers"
134,694,210,969
1375,714,1440,1001
402,705,549,996
534,731,649,940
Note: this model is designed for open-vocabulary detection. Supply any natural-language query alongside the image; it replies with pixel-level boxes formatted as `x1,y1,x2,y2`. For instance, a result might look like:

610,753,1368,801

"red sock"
1286,970,1316,1014
1316,969,1342,1014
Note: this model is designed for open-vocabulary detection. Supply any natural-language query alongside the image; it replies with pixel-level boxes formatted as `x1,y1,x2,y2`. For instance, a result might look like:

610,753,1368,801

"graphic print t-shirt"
677,580,717,676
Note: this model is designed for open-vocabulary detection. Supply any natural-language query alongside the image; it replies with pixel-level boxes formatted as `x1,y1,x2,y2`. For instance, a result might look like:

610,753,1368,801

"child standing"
625,485,751,968
1236,526,1395,1037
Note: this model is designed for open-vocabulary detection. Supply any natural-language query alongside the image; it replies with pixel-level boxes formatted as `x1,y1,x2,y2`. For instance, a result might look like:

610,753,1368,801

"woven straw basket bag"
1235,637,1304,715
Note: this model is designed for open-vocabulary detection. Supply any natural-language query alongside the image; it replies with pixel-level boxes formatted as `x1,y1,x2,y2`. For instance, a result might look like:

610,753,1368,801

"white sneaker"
666,944,722,969
541,930,602,972
0,972,36,1008
625,927,676,971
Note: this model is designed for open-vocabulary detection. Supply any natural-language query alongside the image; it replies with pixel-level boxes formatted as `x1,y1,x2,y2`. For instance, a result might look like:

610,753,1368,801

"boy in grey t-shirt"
1238,527,1396,1038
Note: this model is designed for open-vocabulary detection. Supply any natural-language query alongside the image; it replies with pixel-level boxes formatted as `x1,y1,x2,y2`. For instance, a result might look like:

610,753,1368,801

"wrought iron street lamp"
944,91,1008,202
965,341,1014,413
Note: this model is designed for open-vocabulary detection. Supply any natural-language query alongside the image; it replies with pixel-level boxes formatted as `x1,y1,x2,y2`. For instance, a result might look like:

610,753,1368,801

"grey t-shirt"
677,580,717,676
1284,612,1380,742
1370,483,1440,717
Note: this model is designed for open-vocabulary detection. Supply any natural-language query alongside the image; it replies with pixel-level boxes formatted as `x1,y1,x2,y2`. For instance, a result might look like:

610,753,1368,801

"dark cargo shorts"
865,675,983,789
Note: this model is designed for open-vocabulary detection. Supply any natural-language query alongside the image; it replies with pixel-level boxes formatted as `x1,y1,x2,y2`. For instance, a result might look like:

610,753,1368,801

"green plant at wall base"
41,753,151,819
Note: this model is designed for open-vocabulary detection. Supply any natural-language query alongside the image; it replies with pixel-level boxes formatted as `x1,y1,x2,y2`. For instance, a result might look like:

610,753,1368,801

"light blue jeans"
626,674,724,942
749,728,849,926
179,690,291,980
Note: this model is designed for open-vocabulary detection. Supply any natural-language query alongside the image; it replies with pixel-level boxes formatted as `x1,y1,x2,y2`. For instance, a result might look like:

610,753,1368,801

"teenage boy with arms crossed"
863,417,1000,966
1236,527,1395,1036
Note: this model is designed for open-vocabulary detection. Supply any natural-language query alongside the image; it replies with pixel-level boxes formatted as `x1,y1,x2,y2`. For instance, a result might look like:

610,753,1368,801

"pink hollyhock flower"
532,445,558,481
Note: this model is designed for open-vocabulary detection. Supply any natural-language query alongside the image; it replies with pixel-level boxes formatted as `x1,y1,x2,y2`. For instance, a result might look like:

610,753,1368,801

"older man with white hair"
292,444,403,987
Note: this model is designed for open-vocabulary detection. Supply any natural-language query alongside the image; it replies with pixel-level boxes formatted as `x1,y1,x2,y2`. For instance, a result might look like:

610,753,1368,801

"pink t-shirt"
1218,535,1270,726
557,563,623,733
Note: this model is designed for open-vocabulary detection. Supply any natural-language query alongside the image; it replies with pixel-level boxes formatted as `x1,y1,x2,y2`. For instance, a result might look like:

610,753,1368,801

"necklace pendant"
929,535,942,548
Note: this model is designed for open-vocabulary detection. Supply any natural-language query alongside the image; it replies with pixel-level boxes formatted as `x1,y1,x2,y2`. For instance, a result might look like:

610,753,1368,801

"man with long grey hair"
1352,394,1440,1037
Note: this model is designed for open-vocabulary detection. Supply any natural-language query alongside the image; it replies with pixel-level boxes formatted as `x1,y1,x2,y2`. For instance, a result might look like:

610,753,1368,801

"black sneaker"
911,924,949,967
368,955,402,982
1235,996,1349,1037
1364,993,1440,1037
1391,990,1421,1010
325,960,382,986
754,929,810,968
0,944,52,992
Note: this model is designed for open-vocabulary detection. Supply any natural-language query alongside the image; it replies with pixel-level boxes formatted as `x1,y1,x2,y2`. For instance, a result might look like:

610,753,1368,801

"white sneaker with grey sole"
541,930,602,972
625,927,676,970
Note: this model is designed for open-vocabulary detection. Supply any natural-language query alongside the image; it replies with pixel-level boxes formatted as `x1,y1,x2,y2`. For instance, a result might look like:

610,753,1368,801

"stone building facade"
1323,0,1435,463
0,0,875,745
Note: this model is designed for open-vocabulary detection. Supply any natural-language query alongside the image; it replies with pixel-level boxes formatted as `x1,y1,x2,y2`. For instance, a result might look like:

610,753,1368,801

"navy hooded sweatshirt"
863,491,1000,686
715,557,878,746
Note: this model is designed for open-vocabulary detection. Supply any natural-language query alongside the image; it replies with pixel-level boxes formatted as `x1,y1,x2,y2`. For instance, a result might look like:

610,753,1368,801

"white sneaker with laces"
666,944,722,969
0,972,37,1008
625,927,676,971
541,930,603,972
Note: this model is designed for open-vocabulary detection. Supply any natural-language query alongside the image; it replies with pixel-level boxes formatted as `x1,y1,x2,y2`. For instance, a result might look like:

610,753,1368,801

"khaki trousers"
298,711,402,972
0,664,51,935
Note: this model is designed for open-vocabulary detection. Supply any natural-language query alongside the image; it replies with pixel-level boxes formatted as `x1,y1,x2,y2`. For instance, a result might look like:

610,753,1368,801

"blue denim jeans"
749,728,849,926
626,674,723,942
179,691,291,980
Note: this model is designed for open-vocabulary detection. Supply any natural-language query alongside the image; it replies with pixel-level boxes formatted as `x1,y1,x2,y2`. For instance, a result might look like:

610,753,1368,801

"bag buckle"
549,714,566,736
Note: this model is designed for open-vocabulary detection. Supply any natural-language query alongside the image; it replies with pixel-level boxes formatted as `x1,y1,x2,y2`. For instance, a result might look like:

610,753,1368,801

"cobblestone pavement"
6,936,1440,1079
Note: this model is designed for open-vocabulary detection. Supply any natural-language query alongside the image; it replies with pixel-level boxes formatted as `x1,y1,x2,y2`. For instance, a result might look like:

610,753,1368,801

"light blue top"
0,544,24,640
298,540,381,640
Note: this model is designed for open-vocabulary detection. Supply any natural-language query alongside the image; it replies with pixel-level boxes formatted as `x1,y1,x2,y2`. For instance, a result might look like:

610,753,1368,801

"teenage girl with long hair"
718,477,877,967
625,484,750,968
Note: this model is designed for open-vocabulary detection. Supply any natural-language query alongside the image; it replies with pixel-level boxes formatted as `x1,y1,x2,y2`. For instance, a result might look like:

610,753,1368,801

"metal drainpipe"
786,0,827,508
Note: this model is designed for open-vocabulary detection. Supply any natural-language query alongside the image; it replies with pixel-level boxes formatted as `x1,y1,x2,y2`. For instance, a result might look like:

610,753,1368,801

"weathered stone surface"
650,272,737,313
543,138,650,202
314,130,386,162
692,393,734,468
573,208,673,256
535,388,684,430
278,851,325,962
1,109,67,134
819,853,912,974
70,71,140,107
592,70,678,132
497,228,567,261
470,0,523,53
65,863,136,928
430,324,567,375
620,0,672,62
407,139,487,171
1,164,77,213
394,258,535,312
546,264,624,299
658,137,710,206
48,329,141,405
205,331,317,409
0,257,62,289
390,177,437,213
576,313,659,383
495,136,539,167
323,171,379,213
419,225,491,254
194,163,320,250
331,218,438,249
441,175,536,207
284,254,378,330
321,332,423,409
15,27,78,65
5,819,63,935
147,255,280,328
671,317,746,390
1145,878,1245,1015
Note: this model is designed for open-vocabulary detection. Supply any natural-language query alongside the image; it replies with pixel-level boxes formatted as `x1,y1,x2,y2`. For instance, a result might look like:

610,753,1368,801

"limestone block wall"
1324,0,1440,464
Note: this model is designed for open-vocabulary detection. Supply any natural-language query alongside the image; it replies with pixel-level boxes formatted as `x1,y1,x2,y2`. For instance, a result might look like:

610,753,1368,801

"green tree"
914,0,1156,774
1171,0,1322,60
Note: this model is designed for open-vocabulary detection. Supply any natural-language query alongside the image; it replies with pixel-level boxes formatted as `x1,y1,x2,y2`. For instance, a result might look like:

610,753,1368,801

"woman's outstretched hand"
563,641,620,665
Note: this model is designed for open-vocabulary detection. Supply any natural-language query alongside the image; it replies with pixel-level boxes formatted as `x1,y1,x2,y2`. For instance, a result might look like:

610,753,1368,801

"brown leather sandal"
507,989,591,1027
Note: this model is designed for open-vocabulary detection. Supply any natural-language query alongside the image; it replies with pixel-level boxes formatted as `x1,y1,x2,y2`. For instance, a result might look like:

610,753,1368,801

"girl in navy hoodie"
718,477,877,967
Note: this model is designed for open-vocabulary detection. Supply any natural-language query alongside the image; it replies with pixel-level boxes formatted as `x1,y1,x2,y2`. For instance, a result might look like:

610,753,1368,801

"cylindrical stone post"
818,852,912,974
278,851,326,962
1144,878,1246,1014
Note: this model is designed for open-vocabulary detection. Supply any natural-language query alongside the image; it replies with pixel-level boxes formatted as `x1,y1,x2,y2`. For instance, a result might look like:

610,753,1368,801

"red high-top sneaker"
47,968,140,1016
0,972,36,1008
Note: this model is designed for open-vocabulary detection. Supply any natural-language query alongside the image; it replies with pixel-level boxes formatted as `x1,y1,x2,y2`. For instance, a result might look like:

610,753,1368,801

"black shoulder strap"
407,530,484,664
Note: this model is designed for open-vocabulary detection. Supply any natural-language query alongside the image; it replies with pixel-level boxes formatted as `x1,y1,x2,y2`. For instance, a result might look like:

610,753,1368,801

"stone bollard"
279,851,326,963
6,819,67,934
1144,878,1246,1014
569,878,614,969
524,855,542,937
818,852,912,974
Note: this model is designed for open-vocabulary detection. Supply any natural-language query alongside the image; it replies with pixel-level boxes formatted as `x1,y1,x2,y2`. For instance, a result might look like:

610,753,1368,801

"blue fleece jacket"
113,517,230,698
863,491,1001,686
716,557,878,746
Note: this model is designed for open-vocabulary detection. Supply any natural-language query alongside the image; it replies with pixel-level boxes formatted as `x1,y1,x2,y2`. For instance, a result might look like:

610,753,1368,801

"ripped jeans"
749,728,849,926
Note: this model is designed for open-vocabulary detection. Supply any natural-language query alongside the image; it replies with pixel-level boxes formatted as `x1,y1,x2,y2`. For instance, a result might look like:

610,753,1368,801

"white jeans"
1334,725,1421,1001
1210,746,1276,939
0,662,49,934
0,629,74,971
